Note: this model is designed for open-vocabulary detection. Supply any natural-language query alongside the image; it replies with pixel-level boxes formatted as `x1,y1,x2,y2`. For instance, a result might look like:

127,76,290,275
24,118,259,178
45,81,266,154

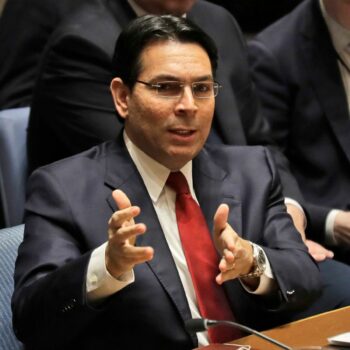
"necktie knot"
166,171,190,195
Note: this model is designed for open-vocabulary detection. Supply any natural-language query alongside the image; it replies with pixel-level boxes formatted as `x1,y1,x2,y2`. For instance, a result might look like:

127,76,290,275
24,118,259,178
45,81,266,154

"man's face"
133,0,196,16
112,40,215,170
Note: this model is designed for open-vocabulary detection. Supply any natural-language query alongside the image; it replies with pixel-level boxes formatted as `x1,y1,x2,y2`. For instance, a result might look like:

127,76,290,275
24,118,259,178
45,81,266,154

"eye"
156,82,182,96
194,82,211,92
193,82,213,96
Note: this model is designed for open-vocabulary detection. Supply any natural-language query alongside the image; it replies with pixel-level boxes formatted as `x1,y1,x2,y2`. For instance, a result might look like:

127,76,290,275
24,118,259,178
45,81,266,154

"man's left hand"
213,203,254,284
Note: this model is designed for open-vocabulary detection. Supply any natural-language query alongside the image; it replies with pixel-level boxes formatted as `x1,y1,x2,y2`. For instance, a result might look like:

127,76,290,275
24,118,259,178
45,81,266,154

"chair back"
0,107,30,228
0,224,24,349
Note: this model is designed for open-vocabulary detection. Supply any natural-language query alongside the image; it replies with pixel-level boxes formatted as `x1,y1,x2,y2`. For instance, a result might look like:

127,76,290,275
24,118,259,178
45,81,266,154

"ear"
110,78,130,120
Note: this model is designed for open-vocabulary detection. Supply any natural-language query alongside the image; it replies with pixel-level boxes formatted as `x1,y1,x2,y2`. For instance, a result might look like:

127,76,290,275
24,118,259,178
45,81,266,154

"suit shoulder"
252,0,313,50
192,0,234,18
31,141,116,181
190,1,245,55
191,1,241,29
46,2,122,56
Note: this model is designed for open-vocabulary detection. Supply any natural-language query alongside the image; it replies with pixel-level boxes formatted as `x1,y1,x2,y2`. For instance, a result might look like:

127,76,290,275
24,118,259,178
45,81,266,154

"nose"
175,85,198,115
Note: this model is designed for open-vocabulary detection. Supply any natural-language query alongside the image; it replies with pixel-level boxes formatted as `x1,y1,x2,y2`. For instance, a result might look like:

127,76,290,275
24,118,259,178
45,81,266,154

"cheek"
201,102,215,129
141,99,174,124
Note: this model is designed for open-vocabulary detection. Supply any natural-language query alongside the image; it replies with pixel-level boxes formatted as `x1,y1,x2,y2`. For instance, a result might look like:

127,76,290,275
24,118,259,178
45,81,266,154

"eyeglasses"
136,80,222,99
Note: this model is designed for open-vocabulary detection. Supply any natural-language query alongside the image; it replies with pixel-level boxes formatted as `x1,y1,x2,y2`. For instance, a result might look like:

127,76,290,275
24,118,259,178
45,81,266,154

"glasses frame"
136,80,222,99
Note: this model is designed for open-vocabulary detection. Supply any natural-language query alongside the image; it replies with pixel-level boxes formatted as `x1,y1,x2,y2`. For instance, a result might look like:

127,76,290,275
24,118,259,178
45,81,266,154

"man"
0,0,90,109
13,15,321,349
27,0,301,202
248,0,350,263
27,0,312,253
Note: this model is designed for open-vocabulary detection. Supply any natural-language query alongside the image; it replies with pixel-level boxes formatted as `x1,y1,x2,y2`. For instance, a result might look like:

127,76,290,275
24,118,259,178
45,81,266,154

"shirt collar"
127,0,187,18
320,0,350,53
123,131,194,203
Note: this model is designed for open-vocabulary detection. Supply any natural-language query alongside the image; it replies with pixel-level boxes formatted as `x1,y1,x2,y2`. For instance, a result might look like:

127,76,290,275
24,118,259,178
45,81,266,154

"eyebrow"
148,74,214,82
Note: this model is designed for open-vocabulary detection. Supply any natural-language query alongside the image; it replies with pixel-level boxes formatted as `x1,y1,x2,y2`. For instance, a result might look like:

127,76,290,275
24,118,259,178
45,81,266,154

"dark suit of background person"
208,0,303,34
248,0,350,263
0,0,91,109
26,0,302,203
12,135,321,349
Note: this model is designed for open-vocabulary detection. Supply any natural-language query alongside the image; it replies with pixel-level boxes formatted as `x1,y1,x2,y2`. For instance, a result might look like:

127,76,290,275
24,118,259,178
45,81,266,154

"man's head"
112,14,217,89
110,15,219,170
133,0,197,17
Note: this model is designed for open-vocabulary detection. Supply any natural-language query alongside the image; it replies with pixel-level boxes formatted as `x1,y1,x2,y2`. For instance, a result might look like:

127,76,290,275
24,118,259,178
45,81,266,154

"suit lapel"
104,136,193,328
193,147,243,238
300,0,350,163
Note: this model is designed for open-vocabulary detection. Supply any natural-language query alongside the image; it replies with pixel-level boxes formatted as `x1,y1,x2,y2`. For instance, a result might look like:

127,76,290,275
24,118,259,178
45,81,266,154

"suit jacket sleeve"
12,167,104,348
257,148,320,307
248,38,333,239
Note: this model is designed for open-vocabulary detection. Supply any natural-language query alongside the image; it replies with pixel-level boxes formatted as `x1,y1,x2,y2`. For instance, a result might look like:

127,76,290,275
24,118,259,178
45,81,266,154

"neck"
323,0,350,30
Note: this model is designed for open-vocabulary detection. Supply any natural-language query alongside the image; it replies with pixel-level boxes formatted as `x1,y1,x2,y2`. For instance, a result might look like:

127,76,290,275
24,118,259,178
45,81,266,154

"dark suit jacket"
248,0,350,242
27,0,302,201
0,0,91,109
12,135,320,349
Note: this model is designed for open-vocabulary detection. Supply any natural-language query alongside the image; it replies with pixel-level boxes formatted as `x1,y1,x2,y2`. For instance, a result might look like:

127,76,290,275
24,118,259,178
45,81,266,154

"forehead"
138,40,213,80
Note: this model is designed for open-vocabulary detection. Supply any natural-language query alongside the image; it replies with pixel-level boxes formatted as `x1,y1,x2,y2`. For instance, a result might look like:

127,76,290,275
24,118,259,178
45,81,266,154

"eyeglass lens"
156,81,218,98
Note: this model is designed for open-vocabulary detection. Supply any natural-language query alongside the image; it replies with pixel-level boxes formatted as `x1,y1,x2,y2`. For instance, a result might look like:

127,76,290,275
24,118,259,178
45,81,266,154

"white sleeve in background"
325,209,341,245
86,242,134,302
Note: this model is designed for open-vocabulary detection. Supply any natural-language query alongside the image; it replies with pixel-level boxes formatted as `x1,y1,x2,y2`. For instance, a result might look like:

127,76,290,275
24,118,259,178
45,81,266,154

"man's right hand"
105,189,154,279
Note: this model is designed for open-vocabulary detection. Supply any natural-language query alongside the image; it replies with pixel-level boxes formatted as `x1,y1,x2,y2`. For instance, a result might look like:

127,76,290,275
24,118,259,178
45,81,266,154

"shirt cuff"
240,247,275,295
284,197,307,229
325,209,341,246
86,242,134,302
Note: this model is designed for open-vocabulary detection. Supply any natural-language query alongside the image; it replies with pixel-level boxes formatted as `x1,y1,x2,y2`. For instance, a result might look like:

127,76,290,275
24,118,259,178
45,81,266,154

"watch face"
253,245,266,275
240,244,266,278
257,249,266,266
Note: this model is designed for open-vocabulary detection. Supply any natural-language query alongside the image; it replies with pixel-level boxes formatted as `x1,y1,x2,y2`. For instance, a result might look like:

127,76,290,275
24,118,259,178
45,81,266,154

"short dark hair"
112,15,218,88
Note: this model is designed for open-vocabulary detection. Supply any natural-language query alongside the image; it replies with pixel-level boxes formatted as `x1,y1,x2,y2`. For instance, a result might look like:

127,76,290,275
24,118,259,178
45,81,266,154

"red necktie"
166,171,241,343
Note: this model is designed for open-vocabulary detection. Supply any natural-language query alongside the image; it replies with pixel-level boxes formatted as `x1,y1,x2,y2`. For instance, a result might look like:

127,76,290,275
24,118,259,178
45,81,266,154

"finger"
216,269,240,285
109,206,140,230
110,190,140,246
219,256,235,272
223,248,235,262
312,253,326,262
113,189,132,210
106,245,154,277
109,223,146,243
325,249,334,259
118,245,154,264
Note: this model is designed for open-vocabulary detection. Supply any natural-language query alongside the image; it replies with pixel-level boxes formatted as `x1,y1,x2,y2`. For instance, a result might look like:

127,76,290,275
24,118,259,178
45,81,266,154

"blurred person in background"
248,0,350,265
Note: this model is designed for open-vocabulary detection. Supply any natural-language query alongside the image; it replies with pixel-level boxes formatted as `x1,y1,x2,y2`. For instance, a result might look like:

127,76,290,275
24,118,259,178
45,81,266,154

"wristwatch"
240,243,266,278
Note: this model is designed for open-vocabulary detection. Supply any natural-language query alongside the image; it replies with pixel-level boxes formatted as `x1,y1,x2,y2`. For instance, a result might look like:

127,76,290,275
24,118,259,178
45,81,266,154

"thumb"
112,189,132,210
213,203,229,237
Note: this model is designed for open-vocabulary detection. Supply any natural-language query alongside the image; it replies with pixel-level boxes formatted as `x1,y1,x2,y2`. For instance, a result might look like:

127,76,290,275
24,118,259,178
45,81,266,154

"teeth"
175,130,191,134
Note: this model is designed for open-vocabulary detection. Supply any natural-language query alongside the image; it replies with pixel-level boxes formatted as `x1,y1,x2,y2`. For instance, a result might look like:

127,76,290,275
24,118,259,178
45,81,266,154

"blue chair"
0,224,24,350
0,107,30,228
